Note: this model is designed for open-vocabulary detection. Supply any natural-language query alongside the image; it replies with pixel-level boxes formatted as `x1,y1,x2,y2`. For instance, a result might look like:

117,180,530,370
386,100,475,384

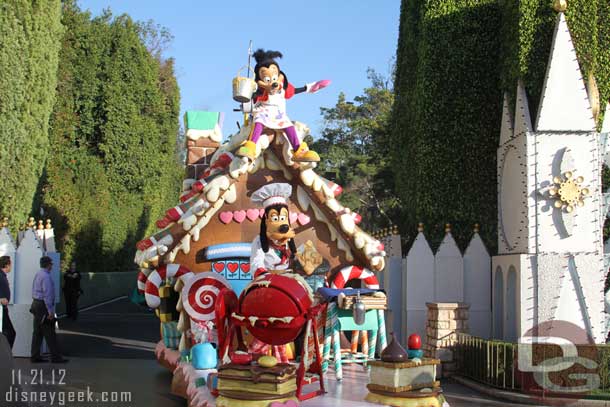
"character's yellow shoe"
292,142,320,162
237,140,257,160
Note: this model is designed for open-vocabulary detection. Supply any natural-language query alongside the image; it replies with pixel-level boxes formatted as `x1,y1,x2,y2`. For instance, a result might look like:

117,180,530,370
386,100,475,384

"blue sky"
78,1,400,138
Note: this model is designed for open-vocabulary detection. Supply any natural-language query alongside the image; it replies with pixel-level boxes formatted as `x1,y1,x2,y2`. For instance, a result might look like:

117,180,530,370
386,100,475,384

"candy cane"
181,272,231,322
137,268,152,294
200,152,234,179
145,264,193,308
330,266,379,289
136,228,174,251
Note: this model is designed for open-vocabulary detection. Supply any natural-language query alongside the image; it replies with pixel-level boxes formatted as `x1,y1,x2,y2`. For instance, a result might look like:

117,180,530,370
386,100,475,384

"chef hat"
251,183,292,208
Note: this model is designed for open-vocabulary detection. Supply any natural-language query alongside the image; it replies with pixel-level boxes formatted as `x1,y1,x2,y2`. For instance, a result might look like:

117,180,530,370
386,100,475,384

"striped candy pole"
330,265,380,289
145,264,193,308
322,303,334,372
368,327,377,369
137,268,152,294
331,303,342,380
378,309,387,351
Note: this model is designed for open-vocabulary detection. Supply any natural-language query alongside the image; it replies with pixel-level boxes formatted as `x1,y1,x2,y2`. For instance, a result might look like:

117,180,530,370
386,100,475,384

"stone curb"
452,375,610,407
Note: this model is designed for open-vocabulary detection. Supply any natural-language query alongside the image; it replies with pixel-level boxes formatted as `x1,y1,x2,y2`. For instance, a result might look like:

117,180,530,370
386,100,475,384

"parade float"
134,48,449,406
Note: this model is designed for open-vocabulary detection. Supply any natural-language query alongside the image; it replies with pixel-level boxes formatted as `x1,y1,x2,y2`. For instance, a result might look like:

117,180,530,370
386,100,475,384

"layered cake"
365,333,446,407
216,357,298,407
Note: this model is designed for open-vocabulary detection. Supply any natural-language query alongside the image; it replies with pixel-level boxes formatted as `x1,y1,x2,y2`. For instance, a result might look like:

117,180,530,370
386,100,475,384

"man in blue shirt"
0,256,15,348
30,256,67,363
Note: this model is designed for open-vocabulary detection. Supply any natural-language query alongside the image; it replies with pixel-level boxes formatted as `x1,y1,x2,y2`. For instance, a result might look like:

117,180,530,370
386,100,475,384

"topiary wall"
391,0,503,251
392,0,610,252
0,1,63,229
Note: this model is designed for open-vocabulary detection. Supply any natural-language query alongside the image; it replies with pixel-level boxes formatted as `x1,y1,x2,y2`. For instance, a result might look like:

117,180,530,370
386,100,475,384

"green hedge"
42,2,181,273
391,0,503,250
500,0,610,128
392,0,610,251
0,1,62,229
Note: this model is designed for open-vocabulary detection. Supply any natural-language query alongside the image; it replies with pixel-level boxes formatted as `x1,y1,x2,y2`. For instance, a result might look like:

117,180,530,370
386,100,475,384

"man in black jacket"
0,256,15,349
63,261,82,320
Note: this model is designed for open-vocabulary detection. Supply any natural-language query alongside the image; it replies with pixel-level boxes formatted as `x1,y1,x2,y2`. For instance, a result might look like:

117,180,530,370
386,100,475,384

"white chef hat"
251,183,292,208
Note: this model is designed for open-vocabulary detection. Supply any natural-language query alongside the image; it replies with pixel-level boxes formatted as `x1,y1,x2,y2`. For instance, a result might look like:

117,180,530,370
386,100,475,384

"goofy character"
248,183,297,362
250,183,297,277
237,49,330,162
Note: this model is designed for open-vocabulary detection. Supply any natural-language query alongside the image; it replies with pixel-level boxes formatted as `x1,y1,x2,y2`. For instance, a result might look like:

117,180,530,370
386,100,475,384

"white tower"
493,11,606,343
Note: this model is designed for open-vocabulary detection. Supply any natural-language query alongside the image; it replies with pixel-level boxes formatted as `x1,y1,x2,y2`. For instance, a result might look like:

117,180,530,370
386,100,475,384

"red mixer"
215,273,326,401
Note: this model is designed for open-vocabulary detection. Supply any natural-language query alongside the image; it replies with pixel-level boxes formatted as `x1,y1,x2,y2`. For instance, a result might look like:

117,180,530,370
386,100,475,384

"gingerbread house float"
134,112,387,400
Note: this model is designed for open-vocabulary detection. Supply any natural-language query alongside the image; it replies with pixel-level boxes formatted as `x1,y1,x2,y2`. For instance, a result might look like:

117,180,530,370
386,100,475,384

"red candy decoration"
408,333,422,350
229,351,252,365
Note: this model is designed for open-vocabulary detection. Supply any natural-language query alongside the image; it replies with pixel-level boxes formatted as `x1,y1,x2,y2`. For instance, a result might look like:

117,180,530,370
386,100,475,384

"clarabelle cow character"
237,49,330,162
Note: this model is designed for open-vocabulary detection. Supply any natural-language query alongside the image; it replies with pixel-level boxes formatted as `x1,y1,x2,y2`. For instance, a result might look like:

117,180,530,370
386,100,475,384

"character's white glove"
306,79,331,93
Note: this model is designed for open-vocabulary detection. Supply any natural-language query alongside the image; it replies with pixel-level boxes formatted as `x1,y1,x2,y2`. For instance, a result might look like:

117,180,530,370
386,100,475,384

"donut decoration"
181,271,232,323
330,265,380,289
145,264,193,308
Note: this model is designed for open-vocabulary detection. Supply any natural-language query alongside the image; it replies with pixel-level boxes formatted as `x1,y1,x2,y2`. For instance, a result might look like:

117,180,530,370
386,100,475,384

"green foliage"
312,69,397,231
0,1,63,229
391,0,503,250
392,0,610,251
42,1,181,272
500,0,610,126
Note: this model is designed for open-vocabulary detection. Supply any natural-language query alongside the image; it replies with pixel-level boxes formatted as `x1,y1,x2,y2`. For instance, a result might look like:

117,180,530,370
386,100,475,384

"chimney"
183,111,224,179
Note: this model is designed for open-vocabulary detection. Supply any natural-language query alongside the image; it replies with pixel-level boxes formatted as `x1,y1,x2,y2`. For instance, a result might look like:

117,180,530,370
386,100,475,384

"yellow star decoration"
548,171,590,213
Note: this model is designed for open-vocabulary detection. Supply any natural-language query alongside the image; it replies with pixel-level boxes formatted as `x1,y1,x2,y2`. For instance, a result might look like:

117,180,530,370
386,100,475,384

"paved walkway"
3,298,539,406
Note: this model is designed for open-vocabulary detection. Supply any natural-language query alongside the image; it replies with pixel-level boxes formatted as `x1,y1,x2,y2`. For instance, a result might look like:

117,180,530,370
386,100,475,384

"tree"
0,1,63,229
42,2,181,272
312,68,398,231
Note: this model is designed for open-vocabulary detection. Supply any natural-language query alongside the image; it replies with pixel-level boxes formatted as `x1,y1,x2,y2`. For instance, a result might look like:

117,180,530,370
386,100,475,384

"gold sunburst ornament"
548,171,590,213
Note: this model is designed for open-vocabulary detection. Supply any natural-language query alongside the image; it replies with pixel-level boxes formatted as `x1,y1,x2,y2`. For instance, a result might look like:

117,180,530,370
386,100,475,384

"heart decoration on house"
240,263,250,274
213,263,225,273
233,210,246,223
219,212,233,224
259,208,265,218
226,262,239,274
246,208,260,222
289,212,298,225
297,213,311,226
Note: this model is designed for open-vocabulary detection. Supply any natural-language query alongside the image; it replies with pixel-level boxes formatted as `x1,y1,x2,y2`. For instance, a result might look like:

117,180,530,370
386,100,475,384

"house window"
211,260,251,295
205,242,252,295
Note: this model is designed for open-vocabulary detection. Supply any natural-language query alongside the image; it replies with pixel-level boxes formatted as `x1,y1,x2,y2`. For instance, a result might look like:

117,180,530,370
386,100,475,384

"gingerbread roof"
134,121,386,273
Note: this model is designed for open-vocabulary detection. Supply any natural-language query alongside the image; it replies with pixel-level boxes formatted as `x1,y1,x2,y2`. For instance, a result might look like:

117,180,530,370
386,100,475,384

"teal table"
322,302,387,380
